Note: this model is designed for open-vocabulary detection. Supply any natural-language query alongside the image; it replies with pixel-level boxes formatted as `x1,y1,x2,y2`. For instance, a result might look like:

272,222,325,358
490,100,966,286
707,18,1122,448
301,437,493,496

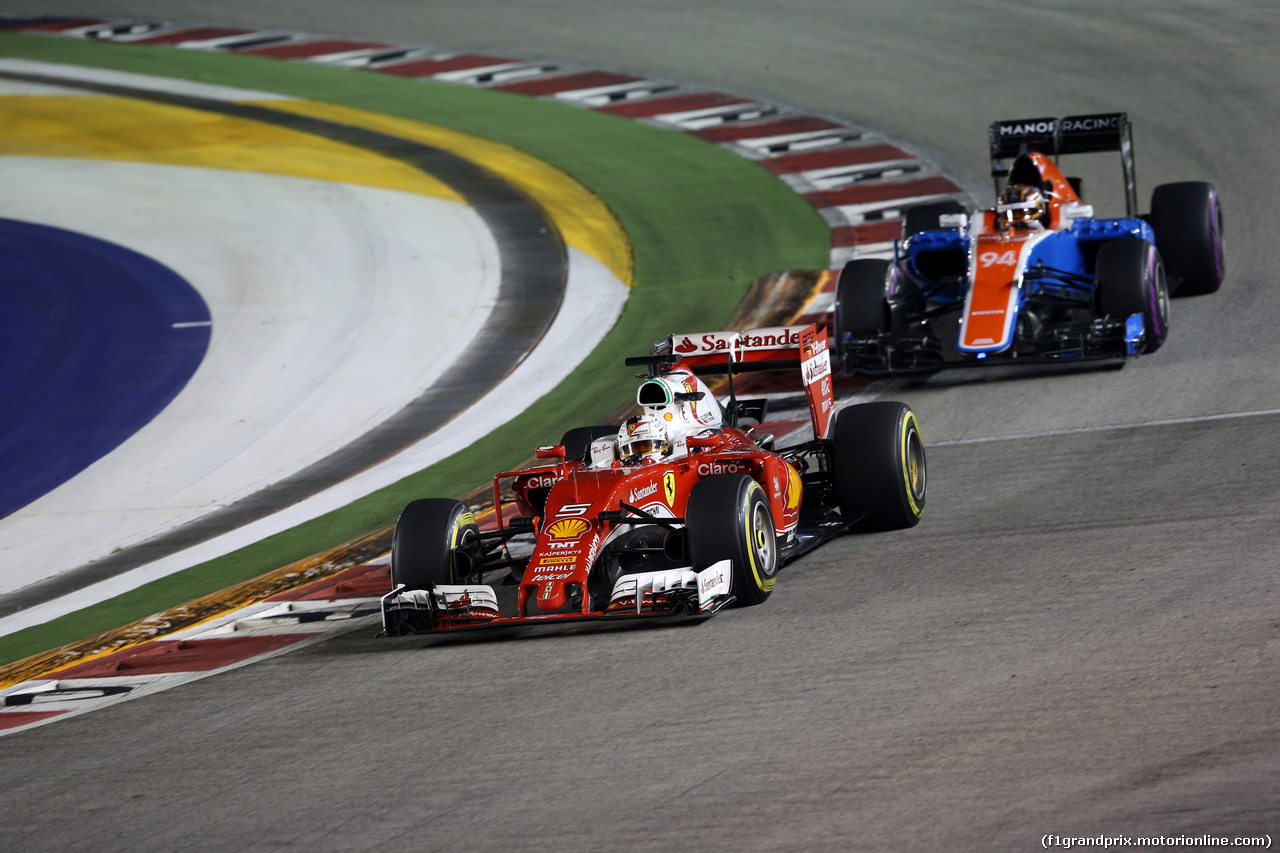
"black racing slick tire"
902,200,966,238
831,401,926,530
559,425,616,462
685,475,778,607
1148,181,1224,297
833,258,890,361
1096,238,1170,354
390,498,480,591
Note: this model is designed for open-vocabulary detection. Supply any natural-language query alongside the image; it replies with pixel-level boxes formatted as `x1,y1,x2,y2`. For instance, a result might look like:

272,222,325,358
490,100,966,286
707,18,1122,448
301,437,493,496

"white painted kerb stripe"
0,58,298,102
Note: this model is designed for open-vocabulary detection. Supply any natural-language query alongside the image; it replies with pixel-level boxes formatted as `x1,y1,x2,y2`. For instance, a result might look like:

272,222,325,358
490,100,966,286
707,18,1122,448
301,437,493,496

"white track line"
931,409,1280,447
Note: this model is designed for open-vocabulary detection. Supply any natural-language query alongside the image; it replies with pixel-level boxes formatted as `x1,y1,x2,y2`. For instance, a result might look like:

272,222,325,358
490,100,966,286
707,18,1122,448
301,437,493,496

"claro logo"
697,461,749,476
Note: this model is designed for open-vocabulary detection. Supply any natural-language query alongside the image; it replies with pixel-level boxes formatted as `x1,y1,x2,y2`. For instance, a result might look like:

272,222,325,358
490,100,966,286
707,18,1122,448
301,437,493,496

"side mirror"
686,431,725,451
535,444,566,460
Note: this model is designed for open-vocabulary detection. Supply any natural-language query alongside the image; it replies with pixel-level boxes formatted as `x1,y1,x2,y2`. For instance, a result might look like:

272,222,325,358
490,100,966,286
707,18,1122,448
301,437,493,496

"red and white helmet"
617,414,669,465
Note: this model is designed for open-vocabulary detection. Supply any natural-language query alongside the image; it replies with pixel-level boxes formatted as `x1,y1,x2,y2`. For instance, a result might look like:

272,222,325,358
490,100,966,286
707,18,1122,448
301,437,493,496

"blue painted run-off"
0,218,210,519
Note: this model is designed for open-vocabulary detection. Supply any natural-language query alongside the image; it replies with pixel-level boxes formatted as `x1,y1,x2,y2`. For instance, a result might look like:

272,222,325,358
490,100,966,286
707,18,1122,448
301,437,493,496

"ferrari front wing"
381,561,733,635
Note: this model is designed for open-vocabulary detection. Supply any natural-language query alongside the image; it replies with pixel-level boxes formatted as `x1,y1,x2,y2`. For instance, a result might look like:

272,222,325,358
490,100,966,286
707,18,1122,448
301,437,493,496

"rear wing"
987,112,1137,216
629,323,835,440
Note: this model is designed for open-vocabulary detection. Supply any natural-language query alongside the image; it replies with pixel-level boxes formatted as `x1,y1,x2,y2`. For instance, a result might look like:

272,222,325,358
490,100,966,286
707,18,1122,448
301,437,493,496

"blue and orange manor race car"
835,112,1225,375
381,324,925,635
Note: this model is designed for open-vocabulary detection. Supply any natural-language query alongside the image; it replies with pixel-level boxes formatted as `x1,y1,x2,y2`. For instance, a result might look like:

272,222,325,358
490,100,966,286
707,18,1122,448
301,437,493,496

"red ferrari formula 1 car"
381,323,926,635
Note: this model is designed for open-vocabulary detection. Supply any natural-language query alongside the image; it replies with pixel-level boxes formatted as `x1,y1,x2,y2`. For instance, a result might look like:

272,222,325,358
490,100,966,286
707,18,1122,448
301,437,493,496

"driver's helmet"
617,414,669,465
997,184,1048,227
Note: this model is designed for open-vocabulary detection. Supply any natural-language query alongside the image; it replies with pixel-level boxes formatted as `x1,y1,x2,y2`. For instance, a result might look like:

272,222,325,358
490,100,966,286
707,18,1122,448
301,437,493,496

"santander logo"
675,337,698,354
699,569,725,594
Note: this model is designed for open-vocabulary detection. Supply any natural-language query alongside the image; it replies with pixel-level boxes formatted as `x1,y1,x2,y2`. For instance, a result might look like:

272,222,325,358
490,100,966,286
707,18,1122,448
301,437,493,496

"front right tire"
902,200,966,238
833,258,891,363
391,498,480,591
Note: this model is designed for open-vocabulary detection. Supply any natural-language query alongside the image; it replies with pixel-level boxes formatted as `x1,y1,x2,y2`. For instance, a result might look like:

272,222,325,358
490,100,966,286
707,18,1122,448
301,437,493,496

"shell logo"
545,518,590,540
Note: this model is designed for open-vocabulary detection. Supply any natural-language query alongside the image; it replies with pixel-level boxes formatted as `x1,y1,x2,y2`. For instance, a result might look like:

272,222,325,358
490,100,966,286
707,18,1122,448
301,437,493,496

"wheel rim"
1150,253,1170,340
451,525,478,582
749,500,777,578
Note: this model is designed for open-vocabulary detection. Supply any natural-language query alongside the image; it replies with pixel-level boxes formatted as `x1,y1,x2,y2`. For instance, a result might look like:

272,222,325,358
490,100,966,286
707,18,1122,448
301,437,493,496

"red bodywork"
473,323,833,621
498,426,804,615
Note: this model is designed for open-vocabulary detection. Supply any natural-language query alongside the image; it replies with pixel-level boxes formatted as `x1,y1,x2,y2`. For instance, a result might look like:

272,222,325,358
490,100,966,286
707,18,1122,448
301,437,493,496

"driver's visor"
622,438,666,456
998,201,1041,222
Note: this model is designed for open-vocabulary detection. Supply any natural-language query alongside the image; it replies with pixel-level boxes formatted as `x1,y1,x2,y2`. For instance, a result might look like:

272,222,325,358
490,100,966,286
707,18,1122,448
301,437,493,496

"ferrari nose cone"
532,579,568,611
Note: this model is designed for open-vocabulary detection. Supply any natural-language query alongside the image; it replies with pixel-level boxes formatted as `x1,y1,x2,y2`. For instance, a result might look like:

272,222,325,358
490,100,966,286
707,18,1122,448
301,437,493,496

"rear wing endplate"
987,112,1137,216
640,324,835,440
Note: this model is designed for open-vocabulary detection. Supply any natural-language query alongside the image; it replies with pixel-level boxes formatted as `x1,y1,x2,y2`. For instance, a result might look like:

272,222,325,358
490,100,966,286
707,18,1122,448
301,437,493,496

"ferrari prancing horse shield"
663,470,676,505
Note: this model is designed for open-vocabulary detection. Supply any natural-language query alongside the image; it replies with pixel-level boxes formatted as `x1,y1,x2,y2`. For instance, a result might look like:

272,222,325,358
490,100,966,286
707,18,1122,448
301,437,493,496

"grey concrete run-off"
2,2,1279,850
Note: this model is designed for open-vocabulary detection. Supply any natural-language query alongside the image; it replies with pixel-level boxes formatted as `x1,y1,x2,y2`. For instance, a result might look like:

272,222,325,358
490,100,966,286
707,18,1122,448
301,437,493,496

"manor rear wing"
629,324,835,440
988,112,1137,216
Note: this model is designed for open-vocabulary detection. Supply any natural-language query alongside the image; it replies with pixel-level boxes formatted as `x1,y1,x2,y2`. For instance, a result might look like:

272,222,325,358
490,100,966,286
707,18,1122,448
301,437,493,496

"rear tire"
833,258,890,362
1148,181,1224,296
903,200,966,238
391,499,480,591
685,475,778,607
831,402,926,530
1096,238,1169,353
559,425,615,461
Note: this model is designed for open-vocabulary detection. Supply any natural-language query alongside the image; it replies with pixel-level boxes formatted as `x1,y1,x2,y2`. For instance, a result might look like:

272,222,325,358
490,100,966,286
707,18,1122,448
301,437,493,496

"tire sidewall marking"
900,410,925,518
742,480,777,592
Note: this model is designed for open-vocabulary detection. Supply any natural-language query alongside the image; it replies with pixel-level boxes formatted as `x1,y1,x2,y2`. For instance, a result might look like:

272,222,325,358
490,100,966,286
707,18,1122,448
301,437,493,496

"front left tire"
833,258,891,364
1096,238,1170,353
685,475,778,607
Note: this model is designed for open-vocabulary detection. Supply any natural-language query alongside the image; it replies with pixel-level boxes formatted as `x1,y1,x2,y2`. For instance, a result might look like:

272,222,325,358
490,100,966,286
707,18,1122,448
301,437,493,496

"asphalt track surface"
2,1,1279,850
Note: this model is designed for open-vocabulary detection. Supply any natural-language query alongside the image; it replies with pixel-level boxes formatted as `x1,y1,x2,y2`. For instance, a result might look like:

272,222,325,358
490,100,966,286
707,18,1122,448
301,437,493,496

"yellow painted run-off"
263,99,633,284
0,94,463,201
0,93,633,284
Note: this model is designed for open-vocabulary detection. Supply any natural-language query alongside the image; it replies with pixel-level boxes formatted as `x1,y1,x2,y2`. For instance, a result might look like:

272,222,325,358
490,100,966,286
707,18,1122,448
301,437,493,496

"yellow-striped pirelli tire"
685,475,779,607
390,498,481,591
831,401,927,530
